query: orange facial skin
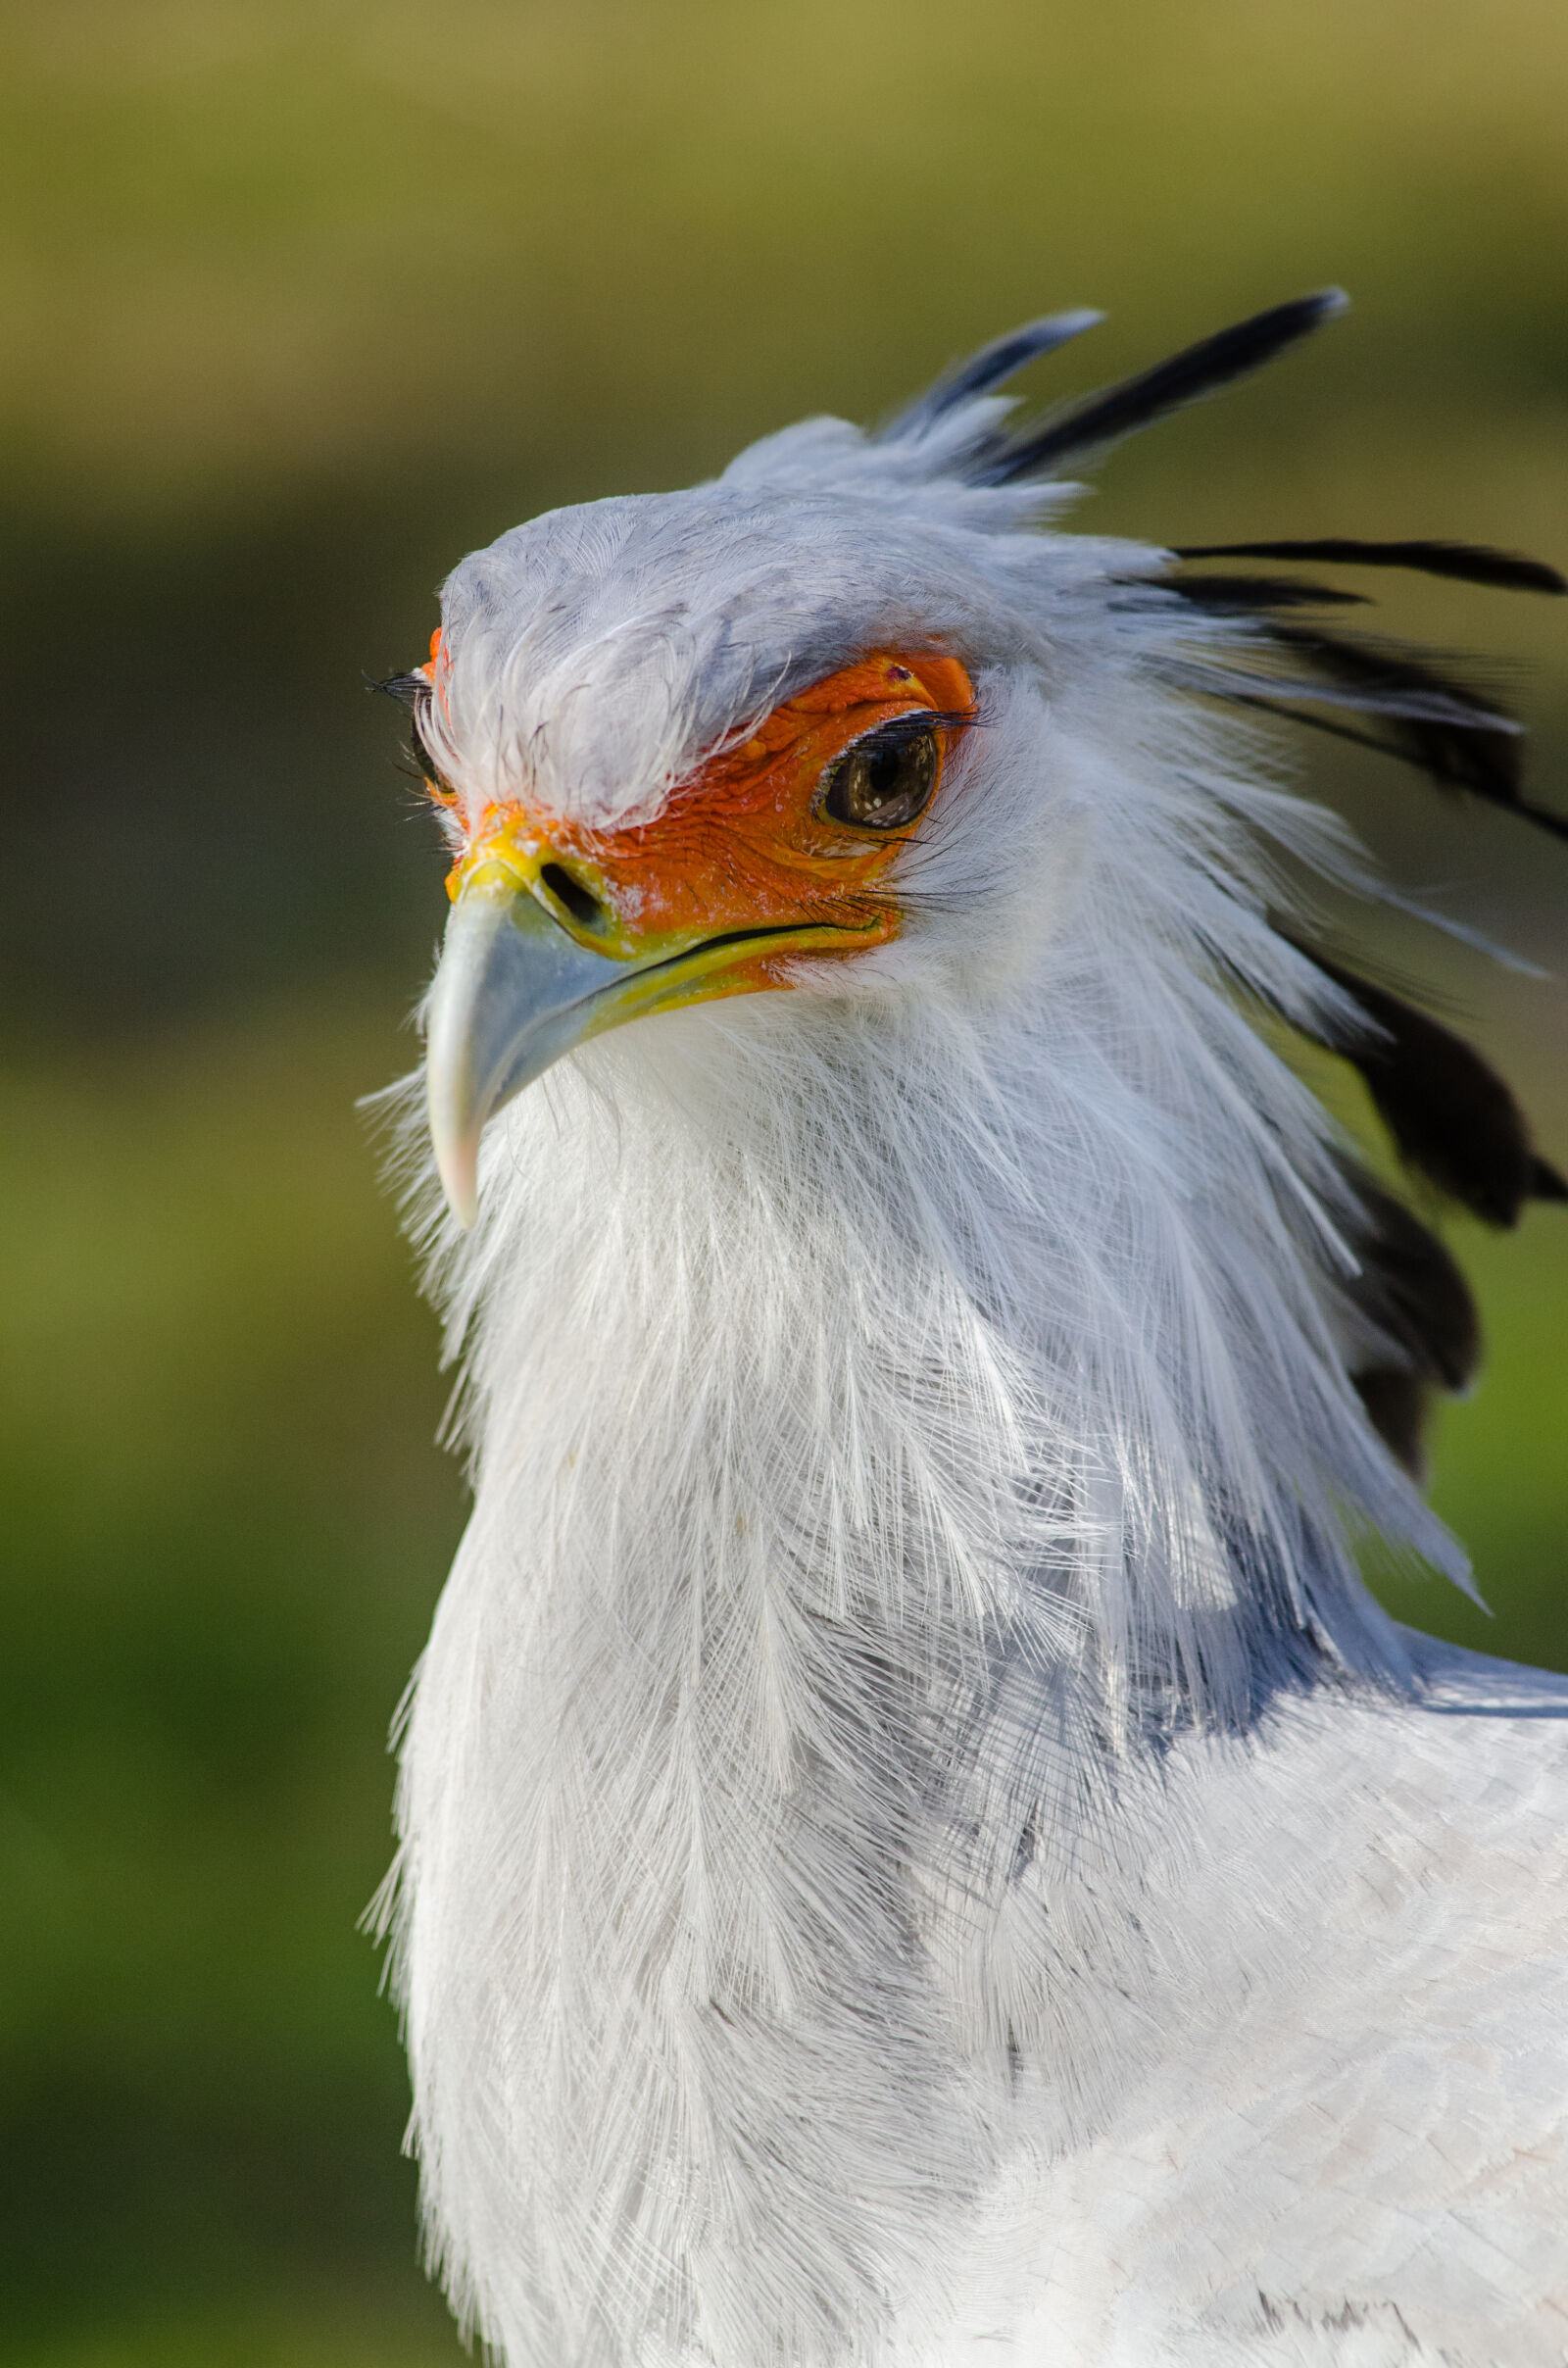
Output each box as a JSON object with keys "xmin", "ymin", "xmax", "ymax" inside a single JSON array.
[{"xmin": 434, "ymin": 651, "xmax": 976, "ymax": 1008}]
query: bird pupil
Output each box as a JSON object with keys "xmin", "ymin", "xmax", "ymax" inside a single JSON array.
[
  {"xmin": 865, "ymin": 744, "xmax": 903, "ymax": 802},
  {"xmin": 824, "ymin": 722, "xmax": 940, "ymax": 830}
]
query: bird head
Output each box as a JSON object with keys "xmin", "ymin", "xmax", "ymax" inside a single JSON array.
[
  {"xmin": 401, "ymin": 304, "xmax": 1196, "ymax": 1223},
  {"xmin": 418, "ymin": 608, "xmax": 983, "ymax": 1225},
  {"xmin": 394, "ymin": 293, "xmax": 1565, "ymax": 1248}
]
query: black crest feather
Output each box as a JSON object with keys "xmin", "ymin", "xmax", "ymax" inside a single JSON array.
[
  {"xmin": 887, "ymin": 310, "xmax": 1102, "ymax": 438},
  {"xmin": 1257, "ymin": 623, "xmax": 1529, "ymax": 802},
  {"xmin": 1343, "ymin": 1172, "xmax": 1482, "ymax": 1477},
  {"xmin": 1173, "ymin": 558, "xmax": 1568, "ymax": 841},
  {"xmin": 1293, "ymin": 942, "xmax": 1565, "ymax": 1227},
  {"xmin": 971, "ymin": 291, "xmax": 1346, "ymax": 484},
  {"xmin": 1175, "ymin": 538, "xmax": 1567, "ymax": 597},
  {"xmin": 1165, "ymin": 573, "xmax": 1368, "ymax": 615},
  {"xmin": 1255, "ymin": 624, "xmax": 1568, "ymax": 841}
]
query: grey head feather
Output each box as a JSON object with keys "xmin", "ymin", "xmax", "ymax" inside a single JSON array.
[{"xmin": 435, "ymin": 482, "xmax": 1149, "ymax": 829}]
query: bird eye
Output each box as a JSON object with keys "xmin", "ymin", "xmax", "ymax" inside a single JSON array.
[{"xmin": 820, "ymin": 720, "xmax": 941, "ymax": 831}]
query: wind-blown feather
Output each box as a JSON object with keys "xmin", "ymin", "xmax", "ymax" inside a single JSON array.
[
  {"xmin": 1163, "ymin": 572, "xmax": 1369, "ymax": 614},
  {"xmin": 883, "ymin": 309, "xmax": 1103, "ymax": 439},
  {"xmin": 1287, "ymin": 939, "xmax": 1568, "ymax": 1226},
  {"xmin": 969, "ymin": 290, "xmax": 1347, "ymax": 481},
  {"xmin": 1176, "ymin": 536, "xmax": 1568, "ymax": 597},
  {"xmin": 379, "ymin": 298, "xmax": 1568, "ymax": 2368},
  {"xmin": 1340, "ymin": 1172, "xmax": 1481, "ymax": 1477}
]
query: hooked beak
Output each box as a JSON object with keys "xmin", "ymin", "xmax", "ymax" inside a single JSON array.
[
  {"xmin": 425, "ymin": 868, "xmax": 864, "ymax": 1225},
  {"xmin": 424, "ymin": 878, "xmax": 639, "ymax": 1226}
]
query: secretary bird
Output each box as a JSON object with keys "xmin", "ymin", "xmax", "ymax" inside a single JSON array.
[{"xmin": 373, "ymin": 293, "xmax": 1568, "ymax": 2367}]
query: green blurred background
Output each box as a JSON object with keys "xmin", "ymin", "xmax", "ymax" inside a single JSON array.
[{"xmin": 2, "ymin": 3, "xmax": 1566, "ymax": 2360}]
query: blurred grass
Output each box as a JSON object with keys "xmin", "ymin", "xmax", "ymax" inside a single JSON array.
[
  {"xmin": 1, "ymin": 1, "xmax": 1566, "ymax": 2359},
  {"xmin": 1411, "ymin": 1219, "xmax": 1568, "ymax": 1664},
  {"xmin": 0, "ymin": 1003, "xmax": 467, "ymax": 2362},
  {"xmin": 2, "ymin": 0, "xmax": 1568, "ymax": 523}
]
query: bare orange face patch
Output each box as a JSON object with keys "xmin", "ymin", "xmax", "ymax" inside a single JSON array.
[{"xmin": 437, "ymin": 651, "xmax": 976, "ymax": 1003}]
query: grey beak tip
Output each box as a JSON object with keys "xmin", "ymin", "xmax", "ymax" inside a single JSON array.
[{"xmin": 424, "ymin": 883, "xmax": 637, "ymax": 1223}]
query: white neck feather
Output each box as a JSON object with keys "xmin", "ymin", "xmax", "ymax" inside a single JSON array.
[{"xmin": 384, "ymin": 729, "xmax": 1456, "ymax": 2367}]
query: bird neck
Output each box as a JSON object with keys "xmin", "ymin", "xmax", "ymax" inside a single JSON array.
[
  {"xmin": 449, "ymin": 962, "xmax": 1434, "ymax": 1755},
  {"xmin": 394, "ymin": 968, "xmax": 1447, "ymax": 2365}
]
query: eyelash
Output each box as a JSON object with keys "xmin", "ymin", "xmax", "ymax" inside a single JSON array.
[
  {"xmin": 369, "ymin": 667, "xmax": 458, "ymax": 803},
  {"xmin": 411, "ymin": 702, "xmax": 457, "ymax": 804}
]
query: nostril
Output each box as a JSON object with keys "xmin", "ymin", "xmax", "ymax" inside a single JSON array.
[{"xmin": 540, "ymin": 862, "xmax": 607, "ymax": 931}]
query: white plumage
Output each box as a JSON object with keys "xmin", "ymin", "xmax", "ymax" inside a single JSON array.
[{"xmin": 373, "ymin": 296, "xmax": 1568, "ymax": 2365}]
